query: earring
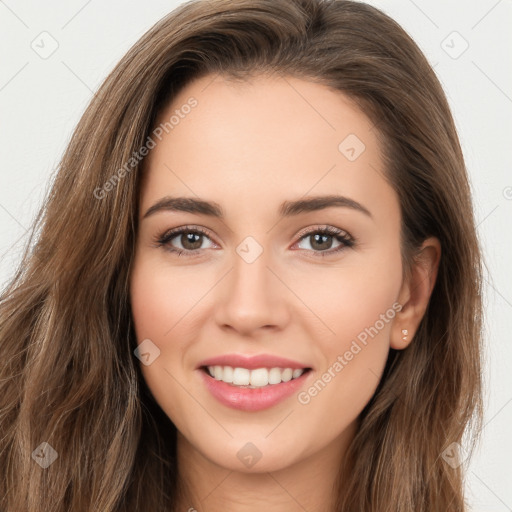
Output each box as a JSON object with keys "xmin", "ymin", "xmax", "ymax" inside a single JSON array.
[{"xmin": 401, "ymin": 329, "xmax": 408, "ymax": 341}]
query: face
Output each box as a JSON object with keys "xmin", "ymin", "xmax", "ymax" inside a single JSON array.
[{"xmin": 129, "ymin": 74, "xmax": 405, "ymax": 473}]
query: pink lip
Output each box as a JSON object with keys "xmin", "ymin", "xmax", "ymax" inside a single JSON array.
[
  {"xmin": 197, "ymin": 353, "xmax": 311, "ymax": 370},
  {"xmin": 199, "ymin": 368, "xmax": 312, "ymax": 412}
]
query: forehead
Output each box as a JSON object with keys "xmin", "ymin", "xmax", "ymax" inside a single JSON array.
[{"xmin": 140, "ymin": 74, "xmax": 397, "ymax": 225}]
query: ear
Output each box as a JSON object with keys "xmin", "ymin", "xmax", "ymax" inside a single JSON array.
[{"xmin": 391, "ymin": 237, "xmax": 441, "ymax": 350}]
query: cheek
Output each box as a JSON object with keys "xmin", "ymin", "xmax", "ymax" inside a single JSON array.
[
  {"xmin": 129, "ymin": 259, "xmax": 206, "ymax": 432},
  {"xmin": 289, "ymin": 244, "xmax": 402, "ymax": 415},
  {"xmin": 289, "ymin": 244, "xmax": 403, "ymax": 347},
  {"xmin": 130, "ymin": 257, "xmax": 210, "ymax": 343},
  {"xmin": 130, "ymin": 260, "xmax": 204, "ymax": 400},
  {"xmin": 293, "ymin": 259, "xmax": 401, "ymax": 444}
]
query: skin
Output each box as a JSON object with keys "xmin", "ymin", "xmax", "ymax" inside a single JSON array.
[{"xmin": 129, "ymin": 73, "xmax": 440, "ymax": 511}]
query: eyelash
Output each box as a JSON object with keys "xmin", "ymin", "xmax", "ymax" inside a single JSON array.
[{"xmin": 153, "ymin": 224, "xmax": 355, "ymax": 258}]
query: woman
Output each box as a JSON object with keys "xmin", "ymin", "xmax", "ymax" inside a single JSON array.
[{"xmin": 0, "ymin": 0, "xmax": 483, "ymax": 510}]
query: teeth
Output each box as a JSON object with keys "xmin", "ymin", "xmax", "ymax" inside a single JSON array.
[
  {"xmin": 233, "ymin": 367, "xmax": 250, "ymax": 385},
  {"xmin": 250, "ymin": 368, "xmax": 268, "ymax": 387},
  {"xmin": 268, "ymin": 367, "xmax": 282, "ymax": 385},
  {"xmin": 223, "ymin": 365, "xmax": 234, "ymax": 383},
  {"xmin": 281, "ymin": 368, "xmax": 293, "ymax": 382},
  {"xmin": 213, "ymin": 366, "xmax": 223, "ymax": 380},
  {"xmin": 206, "ymin": 365, "xmax": 306, "ymax": 387},
  {"xmin": 292, "ymin": 368, "xmax": 303, "ymax": 379}
]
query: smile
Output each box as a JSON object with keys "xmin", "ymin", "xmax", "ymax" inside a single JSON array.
[
  {"xmin": 204, "ymin": 365, "xmax": 308, "ymax": 388},
  {"xmin": 199, "ymin": 365, "xmax": 312, "ymax": 412}
]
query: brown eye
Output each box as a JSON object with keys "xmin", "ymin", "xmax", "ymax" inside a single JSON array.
[
  {"xmin": 178, "ymin": 232, "xmax": 204, "ymax": 251},
  {"xmin": 155, "ymin": 226, "xmax": 216, "ymax": 255},
  {"xmin": 295, "ymin": 227, "xmax": 354, "ymax": 256},
  {"xmin": 308, "ymin": 233, "xmax": 335, "ymax": 251}
]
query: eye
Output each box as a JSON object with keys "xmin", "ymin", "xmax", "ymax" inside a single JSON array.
[
  {"xmin": 154, "ymin": 225, "xmax": 217, "ymax": 256},
  {"xmin": 153, "ymin": 224, "xmax": 355, "ymax": 258},
  {"xmin": 293, "ymin": 225, "xmax": 354, "ymax": 257}
]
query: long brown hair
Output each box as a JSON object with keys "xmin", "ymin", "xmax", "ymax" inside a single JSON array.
[{"xmin": 0, "ymin": 0, "xmax": 484, "ymax": 510}]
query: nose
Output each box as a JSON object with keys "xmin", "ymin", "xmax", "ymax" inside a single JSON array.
[{"xmin": 213, "ymin": 245, "xmax": 291, "ymax": 336}]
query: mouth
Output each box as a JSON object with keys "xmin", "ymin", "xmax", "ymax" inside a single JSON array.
[
  {"xmin": 196, "ymin": 353, "xmax": 314, "ymax": 411},
  {"xmin": 201, "ymin": 365, "xmax": 312, "ymax": 388},
  {"xmin": 198, "ymin": 364, "xmax": 313, "ymax": 412}
]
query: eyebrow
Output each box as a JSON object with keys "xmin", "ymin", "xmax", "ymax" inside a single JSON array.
[{"xmin": 142, "ymin": 194, "xmax": 372, "ymax": 220}]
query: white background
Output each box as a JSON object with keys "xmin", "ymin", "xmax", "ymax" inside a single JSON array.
[{"xmin": 0, "ymin": 1, "xmax": 511, "ymax": 510}]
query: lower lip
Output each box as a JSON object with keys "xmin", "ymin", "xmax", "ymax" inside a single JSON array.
[{"xmin": 199, "ymin": 368, "xmax": 311, "ymax": 412}]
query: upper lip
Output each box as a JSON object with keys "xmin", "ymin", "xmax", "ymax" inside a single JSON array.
[{"xmin": 197, "ymin": 354, "xmax": 312, "ymax": 370}]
